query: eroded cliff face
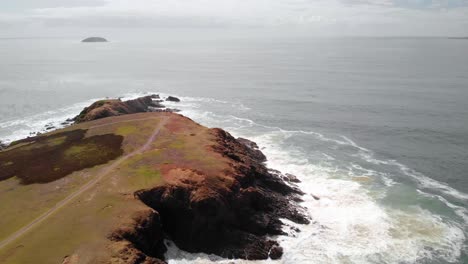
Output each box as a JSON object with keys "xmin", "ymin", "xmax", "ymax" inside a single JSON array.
[{"xmin": 113, "ymin": 128, "xmax": 309, "ymax": 262}]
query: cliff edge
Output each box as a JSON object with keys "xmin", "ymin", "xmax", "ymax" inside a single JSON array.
[{"xmin": 0, "ymin": 98, "xmax": 308, "ymax": 264}]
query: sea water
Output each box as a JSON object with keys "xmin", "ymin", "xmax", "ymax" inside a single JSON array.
[{"xmin": 0, "ymin": 31, "xmax": 467, "ymax": 263}]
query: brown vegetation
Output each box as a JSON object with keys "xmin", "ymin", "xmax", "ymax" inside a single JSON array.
[{"xmin": 0, "ymin": 129, "xmax": 123, "ymax": 184}]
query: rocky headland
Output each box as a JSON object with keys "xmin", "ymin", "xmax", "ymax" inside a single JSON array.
[
  {"xmin": 73, "ymin": 95, "xmax": 180, "ymax": 123},
  {"xmin": 0, "ymin": 96, "xmax": 308, "ymax": 264}
]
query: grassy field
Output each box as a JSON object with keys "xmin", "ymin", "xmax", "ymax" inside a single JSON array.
[{"xmin": 0, "ymin": 112, "xmax": 233, "ymax": 263}]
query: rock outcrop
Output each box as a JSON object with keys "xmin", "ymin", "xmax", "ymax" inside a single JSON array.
[
  {"xmin": 165, "ymin": 96, "xmax": 180, "ymax": 102},
  {"xmin": 0, "ymin": 140, "xmax": 7, "ymax": 151},
  {"xmin": 73, "ymin": 96, "xmax": 157, "ymax": 123},
  {"xmin": 73, "ymin": 96, "xmax": 182, "ymax": 123}
]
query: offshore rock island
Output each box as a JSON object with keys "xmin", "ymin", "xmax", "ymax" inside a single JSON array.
[
  {"xmin": 81, "ymin": 37, "xmax": 108, "ymax": 43},
  {"xmin": 0, "ymin": 96, "xmax": 308, "ymax": 263}
]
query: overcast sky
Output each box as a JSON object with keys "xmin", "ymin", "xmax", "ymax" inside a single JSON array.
[{"xmin": 1, "ymin": 0, "xmax": 467, "ymax": 36}]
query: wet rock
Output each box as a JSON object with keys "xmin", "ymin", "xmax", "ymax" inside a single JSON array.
[
  {"xmin": 151, "ymin": 108, "xmax": 180, "ymax": 113},
  {"xmin": 237, "ymin": 137, "xmax": 267, "ymax": 163},
  {"xmin": 45, "ymin": 123, "xmax": 56, "ymax": 130},
  {"xmin": 284, "ymin": 173, "xmax": 301, "ymax": 183},
  {"xmin": 150, "ymin": 101, "xmax": 165, "ymax": 108},
  {"xmin": 165, "ymin": 96, "xmax": 180, "ymax": 102},
  {"xmin": 269, "ymin": 245, "xmax": 284, "ymax": 260},
  {"xmin": 150, "ymin": 94, "xmax": 160, "ymax": 99}
]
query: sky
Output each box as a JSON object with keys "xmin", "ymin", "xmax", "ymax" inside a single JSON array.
[{"xmin": 0, "ymin": 0, "xmax": 467, "ymax": 36}]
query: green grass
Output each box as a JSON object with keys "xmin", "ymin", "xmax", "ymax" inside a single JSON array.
[
  {"xmin": 64, "ymin": 144, "xmax": 100, "ymax": 160},
  {"xmin": 116, "ymin": 125, "xmax": 138, "ymax": 136},
  {"xmin": 130, "ymin": 166, "xmax": 162, "ymax": 189},
  {"xmin": 45, "ymin": 136, "xmax": 66, "ymax": 147}
]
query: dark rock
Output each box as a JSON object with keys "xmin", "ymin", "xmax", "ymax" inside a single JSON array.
[
  {"xmin": 0, "ymin": 140, "xmax": 7, "ymax": 151},
  {"xmin": 82, "ymin": 37, "xmax": 108, "ymax": 43},
  {"xmin": 237, "ymin": 137, "xmax": 267, "ymax": 163},
  {"xmin": 151, "ymin": 108, "xmax": 180, "ymax": 113},
  {"xmin": 109, "ymin": 210, "xmax": 167, "ymax": 263},
  {"xmin": 284, "ymin": 173, "xmax": 301, "ymax": 183},
  {"xmin": 165, "ymin": 96, "xmax": 180, "ymax": 102},
  {"xmin": 74, "ymin": 96, "xmax": 156, "ymax": 123},
  {"xmin": 150, "ymin": 94, "xmax": 160, "ymax": 99},
  {"xmin": 269, "ymin": 245, "xmax": 283, "ymax": 260},
  {"xmin": 150, "ymin": 101, "xmax": 165, "ymax": 108}
]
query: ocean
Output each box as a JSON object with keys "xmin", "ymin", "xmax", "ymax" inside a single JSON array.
[{"xmin": 1, "ymin": 30, "xmax": 467, "ymax": 263}]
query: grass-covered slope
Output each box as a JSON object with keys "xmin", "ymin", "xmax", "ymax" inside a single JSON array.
[
  {"xmin": 0, "ymin": 113, "xmax": 170, "ymax": 263},
  {"xmin": 0, "ymin": 111, "xmax": 307, "ymax": 264}
]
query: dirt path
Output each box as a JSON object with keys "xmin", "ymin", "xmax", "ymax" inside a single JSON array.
[{"xmin": 0, "ymin": 116, "xmax": 168, "ymax": 250}]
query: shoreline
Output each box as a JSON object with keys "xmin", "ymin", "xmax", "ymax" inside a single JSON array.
[{"xmin": 0, "ymin": 96, "xmax": 309, "ymax": 263}]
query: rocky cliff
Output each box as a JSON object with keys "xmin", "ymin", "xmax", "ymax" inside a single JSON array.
[{"xmin": 127, "ymin": 129, "xmax": 308, "ymax": 262}]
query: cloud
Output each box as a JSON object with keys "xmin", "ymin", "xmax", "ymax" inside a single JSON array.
[{"xmin": 1, "ymin": 0, "xmax": 467, "ymax": 36}]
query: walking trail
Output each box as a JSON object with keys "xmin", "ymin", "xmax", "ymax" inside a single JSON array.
[{"xmin": 0, "ymin": 116, "xmax": 168, "ymax": 250}]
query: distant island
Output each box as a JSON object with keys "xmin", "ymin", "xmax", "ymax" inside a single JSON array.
[
  {"xmin": 81, "ymin": 37, "xmax": 108, "ymax": 43},
  {"xmin": 448, "ymin": 37, "xmax": 468, "ymax": 39}
]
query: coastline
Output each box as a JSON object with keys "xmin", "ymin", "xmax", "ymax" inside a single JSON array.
[
  {"xmin": 0, "ymin": 96, "xmax": 309, "ymax": 263},
  {"xmin": 0, "ymin": 92, "xmax": 467, "ymax": 263}
]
